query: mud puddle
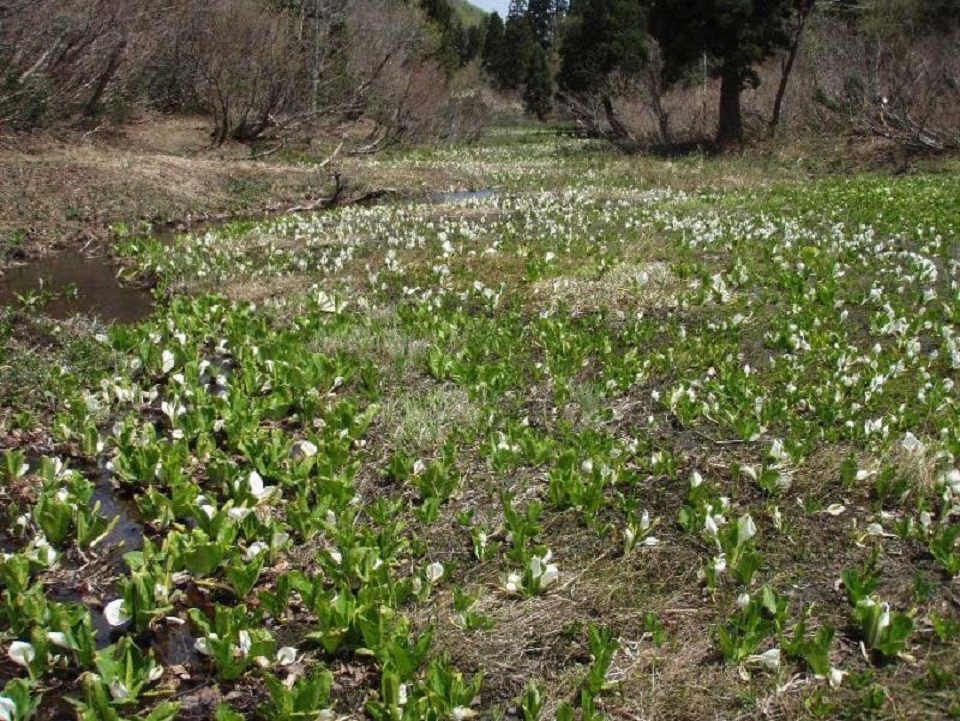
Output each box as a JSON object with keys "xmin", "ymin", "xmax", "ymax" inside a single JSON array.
[
  {"xmin": 0, "ymin": 249, "xmax": 154, "ymax": 323},
  {"xmin": 92, "ymin": 470, "xmax": 145, "ymax": 557}
]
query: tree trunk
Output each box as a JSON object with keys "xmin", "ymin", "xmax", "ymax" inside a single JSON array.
[
  {"xmin": 652, "ymin": 92, "xmax": 670, "ymax": 146},
  {"xmin": 769, "ymin": 1, "xmax": 814, "ymax": 139},
  {"xmin": 83, "ymin": 39, "xmax": 126, "ymax": 117},
  {"xmin": 602, "ymin": 94, "xmax": 638, "ymax": 152},
  {"xmin": 717, "ymin": 67, "xmax": 743, "ymax": 148}
]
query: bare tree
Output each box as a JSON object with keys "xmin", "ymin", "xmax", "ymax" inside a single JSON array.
[
  {"xmin": 0, "ymin": 0, "xmax": 489, "ymax": 148},
  {"xmin": 177, "ymin": 0, "xmax": 305, "ymax": 144},
  {"xmin": 810, "ymin": 19, "xmax": 960, "ymax": 151},
  {"xmin": 769, "ymin": 0, "xmax": 815, "ymax": 138},
  {"xmin": 1, "ymin": 0, "xmax": 133, "ymax": 124}
]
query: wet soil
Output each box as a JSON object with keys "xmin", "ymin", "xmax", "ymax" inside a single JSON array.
[{"xmin": 0, "ymin": 250, "xmax": 154, "ymax": 323}]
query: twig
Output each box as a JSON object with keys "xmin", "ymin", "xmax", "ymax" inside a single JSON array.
[{"xmin": 248, "ymin": 142, "xmax": 285, "ymax": 161}]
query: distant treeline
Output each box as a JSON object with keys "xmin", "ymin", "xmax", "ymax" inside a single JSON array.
[
  {"xmin": 1, "ymin": 0, "xmax": 957, "ymax": 152},
  {"xmin": 475, "ymin": 0, "xmax": 960, "ymax": 150}
]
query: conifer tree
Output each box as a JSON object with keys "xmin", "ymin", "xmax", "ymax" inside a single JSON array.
[
  {"xmin": 523, "ymin": 44, "xmax": 554, "ymax": 119},
  {"xmin": 649, "ymin": 0, "xmax": 795, "ymax": 146},
  {"xmin": 557, "ymin": 0, "xmax": 647, "ymax": 94},
  {"xmin": 481, "ymin": 11, "xmax": 506, "ymax": 74},
  {"xmin": 499, "ymin": 2, "xmax": 536, "ymax": 89},
  {"xmin": 528, "ymin": 0, "xmax": 556, "ymax": 47}
]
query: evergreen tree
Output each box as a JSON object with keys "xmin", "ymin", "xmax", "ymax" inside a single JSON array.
[
  {"xmin": 414, "ymin": 0, "xmax": 462, "ymax": 73},
  {"xmin": 649, "ymin": 0, "xmax": 795, "ymax": 146},
  {"xmin": 460, "ymin": 24, "xmax": 484, "ymax": 65},
  {"xmin": 499, "ymin": 4, "xmax": 536, "ymax": 89},
  {"xmin": 523, "ymin": 44, "xmax": 554, "ymax": 119},
  {"xmin": 418, "ymin": 0, "xmax": 453, "ymax": 27},
  {"xmin": 481, "ymin": 12, "xmax": 506, "ymax": 73},
  {"xmin": 557, "ymin": 0, "xmax": 647, "ymax": 94},
  {"xmin": 507, "ymin": 0, "xmax": 528, "ymax": 20},
  {"xmin": 528, "ymin": 0, "xmax": 556, "ymax": 47}
]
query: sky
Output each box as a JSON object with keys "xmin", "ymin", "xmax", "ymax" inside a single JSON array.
[{"xmin": 469, "ymin": 0, "xmax": 510, "ymax": 15}]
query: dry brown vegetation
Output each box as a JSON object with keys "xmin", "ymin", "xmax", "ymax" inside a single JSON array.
[
  {"xmin": 0, "ymin": 115, "xmax": 475, "ymax": 264},
  {"xmin": 570, "ymin": 11, "xmax": 960, "ymax": 154},
  {"xmin": 0, "ymin": 0, "xmax": 490, "ymax": 149}
]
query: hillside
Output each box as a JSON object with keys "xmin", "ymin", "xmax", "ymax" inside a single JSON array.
[{"xmin": 451, "ymin": 0, "xmax": 487, "ymax": 27}]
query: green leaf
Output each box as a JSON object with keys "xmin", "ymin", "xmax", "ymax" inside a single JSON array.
[
  {"xmin": 141, "ymin": 702, "xmax": 182, "ymax": 721},
  {"xmin": 214, "ymin": 703, "xmax": 246, "ymax": 721},
  {"xmin": 225, "ymin": 554, "xmax": 265, "ymax": 598}
]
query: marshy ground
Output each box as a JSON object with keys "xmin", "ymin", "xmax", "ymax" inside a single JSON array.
[{"xmin": 1, "ymin": 125, "xmax": 959, "ymax": 720}]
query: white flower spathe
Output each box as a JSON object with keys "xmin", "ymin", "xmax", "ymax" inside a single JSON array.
[
  {"xmin": 828, "ymin": 667, "xmax": 845, "ymax": 688},
  {"xmin": 738, "ymin": 514, "xmax": 757, "ymax": 545},
  {"xmin": 228, "ymin": 507, "xmax": 251, "ymax": 521},
  {"xmin": 276, "ymin": 646, "xmax": 297, "ymax": 666},
  {"xmin": 425, "ymin": 562, "xmax": 444, "ymax": 584},
  {"xmin": 0, "ymin": 696, "xmax": 16, "ymax": 721},
  {"xmin": 747, "ymin": 648, "xmax": 780, "ymax": 671},
  {"xmin": 530, "ymin": 554, "xmax": 559, "ymax": 589},
  {"xmin": 195, "ymin": 634, "xmax": 218, "ymax": 655},
  {"xmin": 109, "ymin": 679, "xmax": 130, "ymax": 701},
  {"xmin": 901, "ymin": 432, "xmax": 924, "ymax": 454},
  {"xmin": 104, "ymin": 599, "xmax": 130, "ymax": 627},
  {"xmin": 161, "ymin": 350, "xmax": 175, "ymax": 374},
  {"xmin": 7, "ymin": 641, "xmax": 35, "ymax": 667},
  {"xmin": 238, "ymin": 630, "xmax": 252, "ymax": 657},
  {"xmin": 291, "ymin": 440, "xmax": 318, "ymax": 460},
  {"xmin": 46, "ymin": 631, "xmax": 72, "ymax": 649},
  {"xmin": 245, "ymin": 542, "xmax": 268, "ymax": 561},
  {"xmin": 247, "ymin": 470, "xmax": 278, "ymax": 503}
]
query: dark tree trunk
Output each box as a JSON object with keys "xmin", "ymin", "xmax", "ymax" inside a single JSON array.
[
  {"xmin": 83, "ymin": 39, "xmax": 126, "ymax": 117},
  {"xmin": 717, "ymin": 67, "xmax": 743, "ymax": 148},
  {"xmin": 602, "ymin": 94, "xmax": 638, "ymax": 152},
  {"xmin": 769, "ymin": 0, "xmax": 814, "ymax": 138}
]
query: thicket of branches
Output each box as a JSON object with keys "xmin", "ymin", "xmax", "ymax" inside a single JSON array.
[{"xmin": 0, "ymin": 0, "xmax": 488, "ymax": 147}]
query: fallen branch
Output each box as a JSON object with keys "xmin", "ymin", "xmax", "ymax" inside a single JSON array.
[
  {"xmin": 868, "ymin": 104, "xmax": 958, "ymax": 152},
  {"xmin": 285, "ymin": 172, "xmax": 345, "ymax": 213},
  {"xmin": 248, "ymin": 142, "xmax": 285, "ymax": 161}
]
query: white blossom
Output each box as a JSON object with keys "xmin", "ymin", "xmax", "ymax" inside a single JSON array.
[
  {"xmin": 276, "ymin": 646, "xmax": 297, "ymax": 666},
  {"xmin": 7, "ymin": 641, "xmax": 35, "ymax": 667},
  {"xmin": 425, "ymin": 562, "xmax": 445, "ymax": 584},
  {"xmin": 104, "ymin": 599, "xmax": 130, "ymax": 627}
]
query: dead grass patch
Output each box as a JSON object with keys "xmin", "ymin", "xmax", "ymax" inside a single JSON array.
[
  {"xmin": 381, "ymin": 383, "xmax": 481, "ymax": 452},
  {"xmin": 530, "ymin": 261, "xmax": 681, "ymax": 316}
]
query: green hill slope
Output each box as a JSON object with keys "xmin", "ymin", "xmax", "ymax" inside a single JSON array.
[{"xmin": 451, "ymin": 0, "xmax": 487, "ymax": 27}]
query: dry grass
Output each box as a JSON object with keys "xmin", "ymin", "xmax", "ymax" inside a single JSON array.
[
  {"xmin": 0, "ymin": 115, "xmax": 475, "ymax": 265},
  {"xmin": 381, "ymin": 383, "xmax": 481, "ymax": 452},
  {"xmin": 530, "ymin": 261, "xmax": 680, "ymax": 317}
]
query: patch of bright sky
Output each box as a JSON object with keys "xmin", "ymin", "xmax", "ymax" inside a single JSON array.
[{"xmin": 469, "ymin": 0, "xmax": 509, "ymax": 15}]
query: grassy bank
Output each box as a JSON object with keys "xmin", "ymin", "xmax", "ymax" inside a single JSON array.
[
  {"xmin": 0, "ymin": 116, "xmax": 473, "ymax": 267},
  {"xmin": 1, "ymin": 126, "xmax": 959, "ymax": 720}
]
